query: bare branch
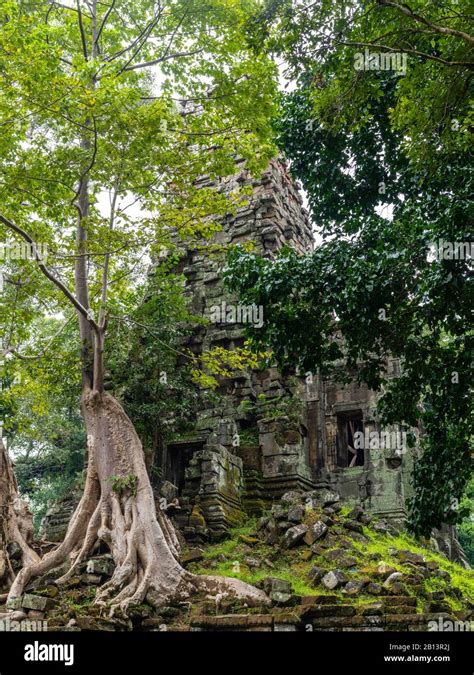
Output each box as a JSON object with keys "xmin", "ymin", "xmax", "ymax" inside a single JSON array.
[
  {"xmin": 95, "ymin": 0, "xmax": 116, "ymax": 47},
  {"xmin": 159, "ymin": 7, "xmax": 189, "ymax": 64},
  {"xmin": 77, "ymin": 0, "xmax": 89, "ymax": 60},
  {"xmin": 122, "ymin": 48, "xmax": 204, "ymax": 73},
  {"xmin": 106, "ymin": 6, "xmax": 163, "ymax": 66},
  {"xmin": 49, "ymin": 1, "xmax": 92, "ymax": 19},
  {"xmin": 0, "ymin": 213, "xmax": 99, "ymax": 331}
]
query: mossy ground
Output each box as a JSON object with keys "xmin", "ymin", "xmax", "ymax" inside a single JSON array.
[
  {"xmin": 187, "ymin": 508, "xmax": 474, "ymax": 615},
  {"xmin": 20, "ymin": 505, "xmax": 473, "ymax": 630}
]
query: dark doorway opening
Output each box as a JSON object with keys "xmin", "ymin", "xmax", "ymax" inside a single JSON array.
[
  {"xmin": 164, "ymin": 439, "xmax": 205, "ymax": 492},
  {"xmin": 336, "ymin": 413, "xmax": 364, "ymax": 468}
]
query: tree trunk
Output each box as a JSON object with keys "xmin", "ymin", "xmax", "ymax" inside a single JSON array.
[
  {"xmin": 6, "ymin": 391, "xmax": 269, "ymax": 615},
  {"xmin": 0, "ymin": 438, "xmax": 38, "ymax": 594}
]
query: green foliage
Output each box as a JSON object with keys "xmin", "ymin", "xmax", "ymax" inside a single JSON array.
[
  {"xmin": 0, "ymin": 0, "xmax": 279, "ymax": 516},
  {"xmin": 2, "ymin": 318, "xmax": 86, "ymax": 529},
  {"xmin": 110, "ymin": 474, "xmax": 139, "ymax": 498},
  {"xmin": 237, "ymin": 428, "xmax": 259, "ymax": 447},
  {"xmin": 15, "ymin": 445, "xmax": 85, "ymax": 532},
  {"xmin": 226, "ymin": 0, "xmax": 473, "ymax": 537},
  {"xmin": 458, "ymin": 478, "xmax": 474, "ymax": 567},
  {"xmin": 191, "ymin": 345, "xmax": 266, "ymax": 390}
]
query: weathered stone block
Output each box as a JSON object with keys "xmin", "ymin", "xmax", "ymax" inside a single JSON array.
[
  {"xmin": 262, "ymin": 577, "xmax": 292, "ymax": 595},
  {"xmin": 287, "ymin": 504, "xmax": 305, "ymax": 523},
  {"xmin": 181, "ymin": 548, "xmax": 204, "ymax": 565},
  {"xmin": 270, "ymin": 591, "xmax": 293, "ymax": 605},
  {"xmin": 344, "ymin": 580, "xmax": 365, "ymax": 596},
  {"xmin": 306, "ymin": 566, "xmax": 325, "ymax": 585},
  {"xmin": 322, "ymin": 570, "xmax": 347, "ymax": 590},
  {"xmin": 22, "ymin": 594, "xmax": 55, "ymax": 612},
  {"xmin": 86, "ymin": 557, "xmax": 115, "ymax": 577},
  {"xmin": 303, "ymin": 521, "xmax": 328, "ymax": 545},
  {"xmin": 282, "ymin": 524, "xmax": 308, "ymax": 549}
]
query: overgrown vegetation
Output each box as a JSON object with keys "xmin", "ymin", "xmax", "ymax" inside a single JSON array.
[
  {"xmin": 227, "ymin": 0, "xmax": 473, "ymax": 537},
  {"xmin": 187, "ymin": 510, "xmax": 474, "ymax": 611}
]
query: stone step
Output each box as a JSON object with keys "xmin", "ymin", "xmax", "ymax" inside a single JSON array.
[
  {"xmin": 382, "ymin": 596, "xmax": 417, "ymax": 607},
  {"xmin": 190, "ymin": 613, "xmax": 300, "ymax": 632},
  {"xmin": 300, "ymin": 605, "xmax": 356, "ymax": 619},
  {"xmin": 306, "ymin": 611, "xmax": 458, "ymax": 631},
  {"xmin": 300, "ymin": 595, "xmax": 341, "ymax": 605},
  {"xmin": 358, "ymin": 604, "xmax": 384, "ymax": 616},
  {"xmin": 424, "ymin": 601, "xmax": 453, "ymax": 613},
  {"xmin": 358, "ymin": 601, "xmax": 420, "ymax": 616},
  {"xmin": 384, "ymin": 605, "xmax": 420, "ymax": 615}
]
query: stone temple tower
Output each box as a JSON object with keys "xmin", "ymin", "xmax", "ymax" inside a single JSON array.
[{"xmin": 157, "ymin": 158, "xmax": 416, "ymax": 542}]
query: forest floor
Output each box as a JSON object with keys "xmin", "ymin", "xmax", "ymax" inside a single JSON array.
[{"xmin": 4, "ymin": 494, "xmax": 472, "ymax": 632}]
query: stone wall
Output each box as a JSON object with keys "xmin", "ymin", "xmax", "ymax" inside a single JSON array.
[
  {"xmin": 39, "ymin": 490, "xmax": 81, "ymax": 542},
  {"xmin": 153, "ymin": 158, "xmax": 417, "ymax": 540},
  {"xmin": 37, "ymin": 158, "xmax": 463, "ymax": 564}
]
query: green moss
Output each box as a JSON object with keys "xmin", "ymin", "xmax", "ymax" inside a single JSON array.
[
  {"xmin": 55, "ymin": 586, "xmax": 97, "ymax": 617},
  {"xmin": 303, "ymin": 507, "xmax": 323, "ymax": 527},
  {"xmin": 190, "ymin": 507, "xmax": 473, "ymax": 615},
  {"xmin": 201, "ymin": 538, "xmax": 240, "ymax": 560},
  {"xmin": 356, "ymin": 524, "xmax": 474, "ymax": 605}
]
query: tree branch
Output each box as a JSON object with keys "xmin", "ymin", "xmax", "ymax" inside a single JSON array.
[
  {"xmin": 340, "ymin": 40, "xmax": 474, "ymax": 68},
  {"xmin": 2, "ymin": 314, "xmax": 76, "ymax": 362},
  {"xmin": 122, "ymin": 48, "xmax": 204, "ymax": 73},
  {"xmin": 158, "ymin": 7, "xmax": 189, "ymax": 65},
  {"xmin": 95, "ymin": 0, "xmax": 116, "ymax": 47},
  {"xmin": 106, "ymin": 5, "xmax": 163, "ymax": 66},
  {"xmin": 77, "ymin": 0, "xmax": 89, "ymax": 60},
  {"xmin": 378, "ymin": 0, "xmax": 474, "ymax": 46},
  {"xmin": 49, "ymin": 1, "xmax": 92, "ymax": 19},
  {"xmin": 110, "ymin": 315, "xmax": 193, "ymax": 361},
  {"xmin": 0, "ymin": 213, "xmax": 99, "ymax": 331}
]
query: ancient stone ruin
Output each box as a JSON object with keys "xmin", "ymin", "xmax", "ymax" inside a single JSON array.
[
  {"xmin": 154, "ymin": 158, "xmax": 417, "ymax": 543},
  {"xmin": 32, "ymin": 160, "xmax": 471, "ymax": 634}
]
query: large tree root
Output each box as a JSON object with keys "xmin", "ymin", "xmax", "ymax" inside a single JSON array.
[
  {"xmin": 0, "ymin": 438, "xmax": 39, "ymax": 596},
  {"xmin": 6, "ymin": 391, "xmax": 269, "ymax": 616}
]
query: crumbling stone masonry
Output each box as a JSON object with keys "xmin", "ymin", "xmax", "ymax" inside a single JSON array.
[{"xmin": 156, "ymin": 158, "xmax": 417, "ymax": 541}]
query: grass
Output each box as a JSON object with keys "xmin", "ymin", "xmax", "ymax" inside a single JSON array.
[
  {"xmin": 187, "ymin": 508, "xmax": 474, "ymax": 613},
  {"xmin": 55, "ymin": 586, "xmax": 97, "ymax": 618}
]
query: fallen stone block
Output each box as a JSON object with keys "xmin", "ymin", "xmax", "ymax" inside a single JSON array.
[
  {"xmin": 282, "ymin": 524, "xmax": 308, "ymax": 549},
  {"xmin": 322, "ymin": 570, "xmax": 347, "ymax": 590},
  {"xmin": 86, "ymin": 557, "xmax": 115, "ymax": 577},
  {"xmin": 181, "ymin": 548, "xmax": 204, "ymax": 565},
  {"xmin": 303, "ymin": 521, "xmax": 328, "ymax": 545},
  {"xmin": 21, "ymin": 594, "xmax": 56, "ymax": 612}
]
